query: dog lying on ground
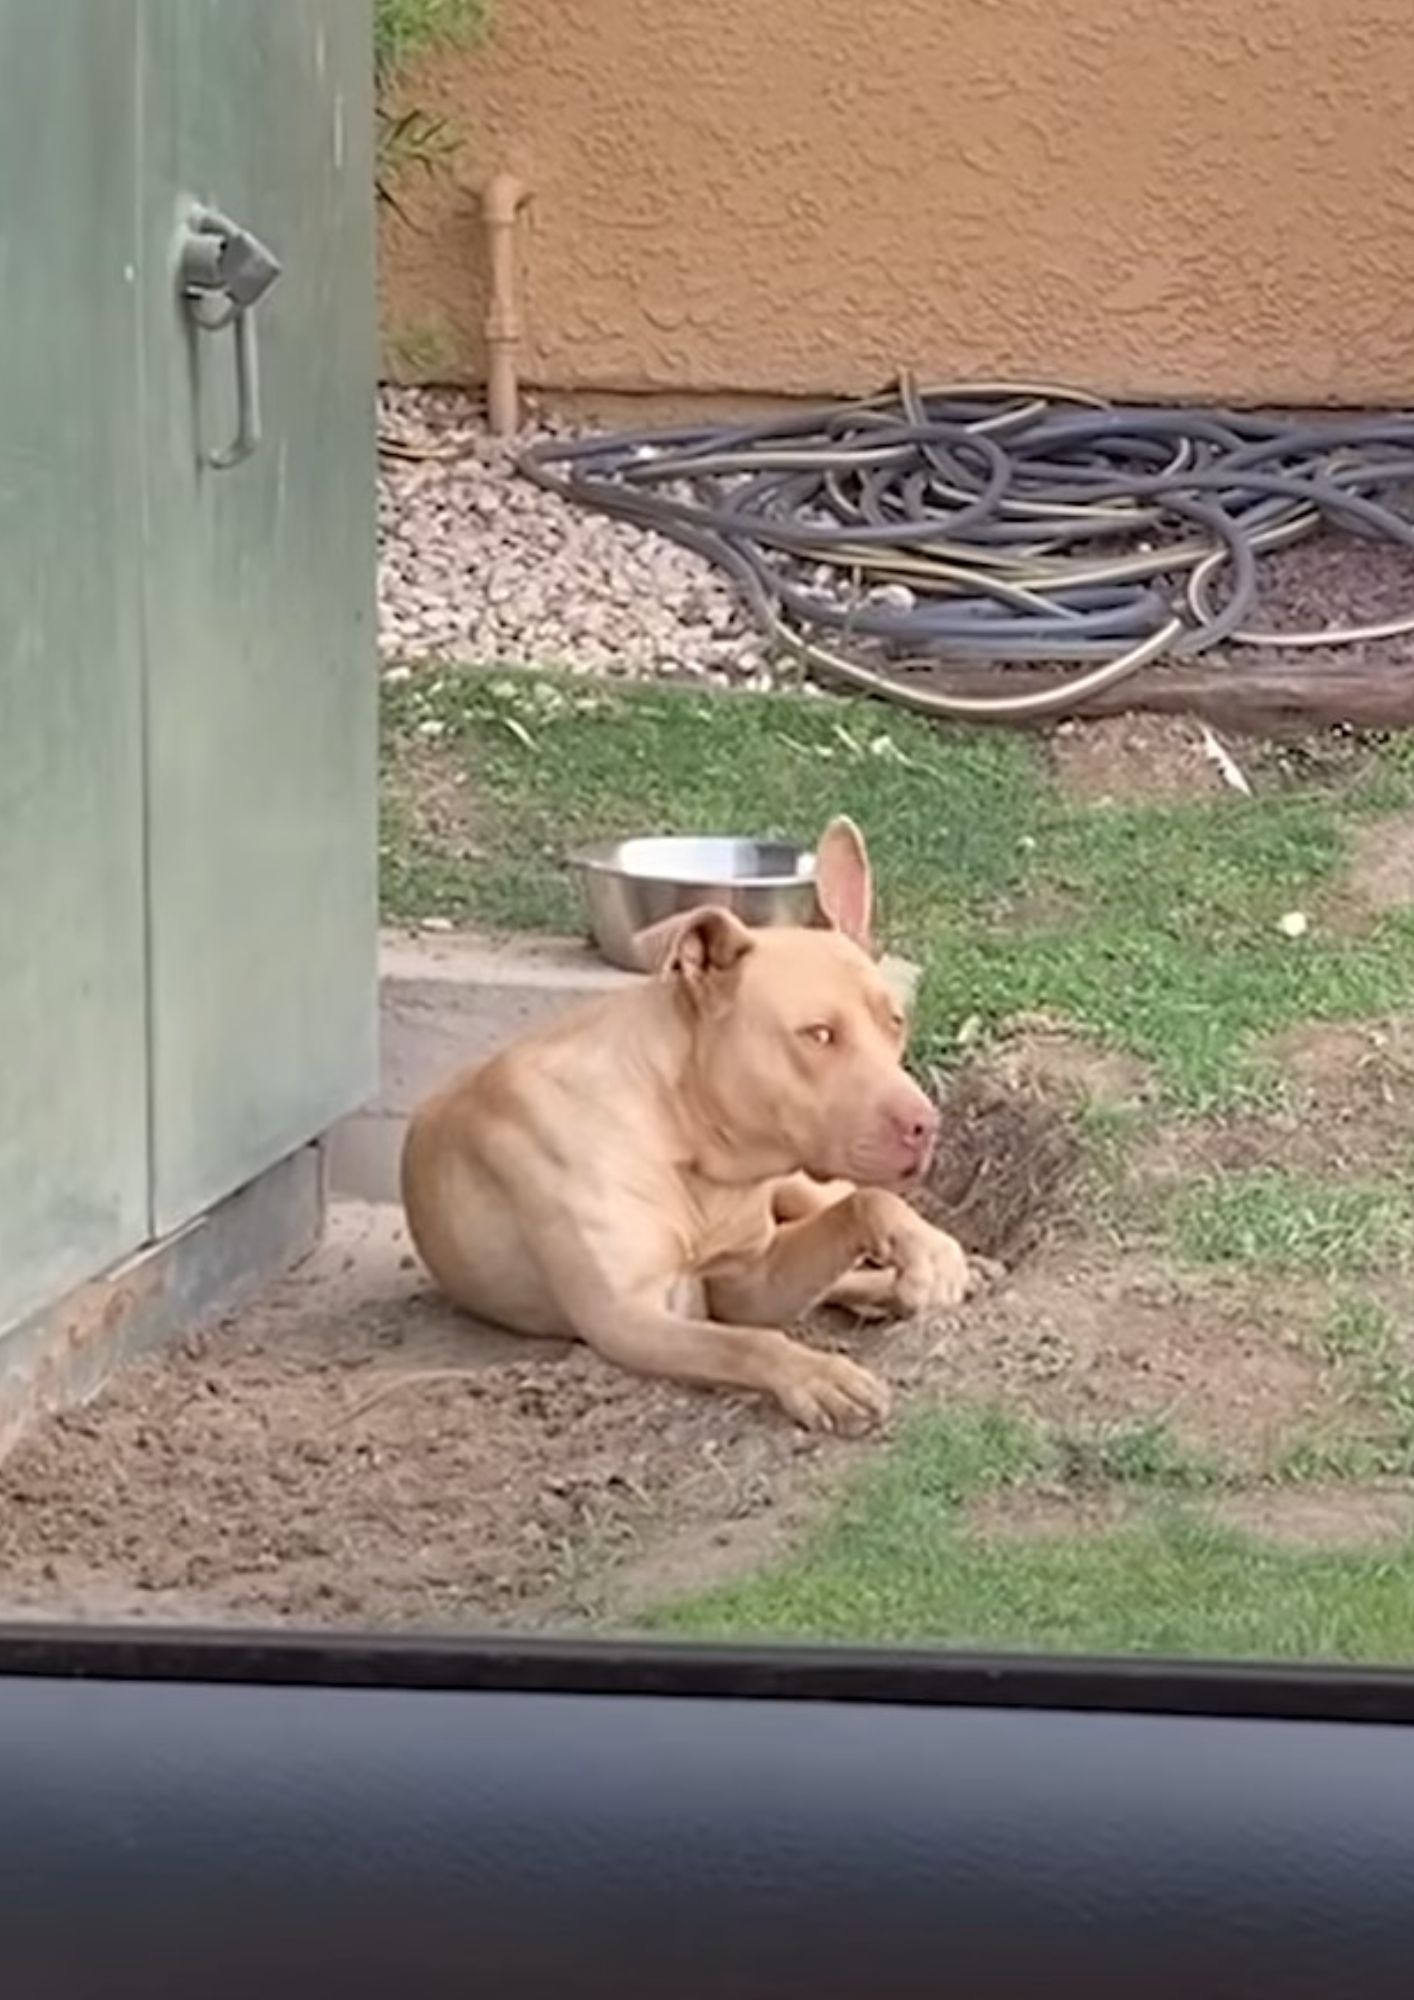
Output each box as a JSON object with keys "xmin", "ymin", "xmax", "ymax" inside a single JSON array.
[{"xmin": 401, "ymin": 818, "xmax": 978, "ymax": 1432}]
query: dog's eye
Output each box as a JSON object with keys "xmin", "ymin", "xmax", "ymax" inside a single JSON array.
[{"xmin": 801, "ymin": 1023, "xmax": 835, "ymax": 1047}]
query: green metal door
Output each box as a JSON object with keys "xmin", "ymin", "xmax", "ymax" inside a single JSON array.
[
  {"xmin": 138, "ymin": 0, "xmax": 377, "ymax": 1232},
  {"xmin": 0, "ymin": 2, "xmax": 151, "ymax": 1327},
  {"xmin": 2, "ymin": 0, "xmax": 376, "ymax": 1330}
]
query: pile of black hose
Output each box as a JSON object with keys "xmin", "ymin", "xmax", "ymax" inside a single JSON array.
[{"xmin": 518, "ymin": 375, "xmax": 1414, "ymax": 723}]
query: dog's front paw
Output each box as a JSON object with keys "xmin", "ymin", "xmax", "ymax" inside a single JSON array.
[
  {"xmin": 774, "ymin": 1350, "xmax": 892, "ymax": 1435},
  {"xmin": 855, "ymin": 1192, "xmax": 975, "ymax": 1318},
  {"xmin": 892, "ymin": 1223, "xmax": 974, "ymax": 1317}
]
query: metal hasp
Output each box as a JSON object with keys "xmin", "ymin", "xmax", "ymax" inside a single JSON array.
[{"xmin": 177, "ymin": 205, "xmax": 282, "ymax": 469}]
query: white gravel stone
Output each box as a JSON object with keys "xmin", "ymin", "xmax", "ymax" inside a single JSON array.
[{"xmin": 377, "ymin": 387, "xmax": 790, "ymax": 688}]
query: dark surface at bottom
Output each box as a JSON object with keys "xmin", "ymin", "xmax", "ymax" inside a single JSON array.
[{"xmin": 1, "ymin": 1659, "xmax": 1413, "ymax": 1998}]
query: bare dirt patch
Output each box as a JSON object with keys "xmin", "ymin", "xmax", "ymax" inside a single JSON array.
[
  {"xmin": 1144, "ymin": 1018, "xmax": 1414, "ymax": 1181},
  {"xmin": 0, "ymin": 1061, "xmax": 1374, "ymax": 1632},
  {"xmin": 921, "ymin": 1062, "xmax": 1083, "ymax": 1265},
  {"xmin": 1208, "ymin": 1487, "xmax": 1414, "ymax": 1551},
  {"xmin": 988, "ymin": 1024, "xmax": 1154, "ymax": 1111},
  {"xmin": 601, "ymin": 1489, "xmax": 828, "ymax": 1621},
  {"xmin": 0, "ymin": 1204, "xmax": 878, "ymax": 1632},
  {"xmin": 1345, "ymin": 814, "xmax": 1414, "ymax": 915},
  {"xmin": 1244, "ymin": 726, "xmax": 1376, "ymax": 794},
  {"xmin": 963, "ymin": 1489, "xmax": 1140, "ymax": 1542},
  {"xmin": 0, "ymin": 1060, "xmax": 1086, "ymax": 1633},
  {"xmin": 1, "ymin": 1238, "xmax": 1332, "ymax": 1630},
  {"xmin": 1048, "ymin": 714, "xmax": 1230, "ymax": 804},
  {"xmin": 965, "ymin": 1484, "xmax": 1414, "ymax": 1553},
  {"xmin": 929, "ymin": 1253, "xmax": 1328, "ymax": 1468}
]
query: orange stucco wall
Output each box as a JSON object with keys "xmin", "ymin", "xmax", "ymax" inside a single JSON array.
[{"xmin": 380, "ymin": 0, "xmax": 1414, "ymax": 405}]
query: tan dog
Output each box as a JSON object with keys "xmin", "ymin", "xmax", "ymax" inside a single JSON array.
[{"xmin": 401, "ymin": 819, "xmax": 976, "ymax": 1432}]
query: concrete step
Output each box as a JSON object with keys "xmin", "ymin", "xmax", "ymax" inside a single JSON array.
[{"xmin": 330, "ymin": 927, "xmax": 919, "ymax": 1204}]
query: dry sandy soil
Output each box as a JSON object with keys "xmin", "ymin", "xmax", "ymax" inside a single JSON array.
[{"xmin": 0, "ymin": 1024, "xmax": 1397, "ymax": 1635}]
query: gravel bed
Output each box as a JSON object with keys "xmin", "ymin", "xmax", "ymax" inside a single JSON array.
[
  {"xmin": 377, "ymin": 386, "xmax": 1414, "ymax": 721},
  {"xmin": 378, "ymin": 386, "xmax": 781, "ymax": 686}
]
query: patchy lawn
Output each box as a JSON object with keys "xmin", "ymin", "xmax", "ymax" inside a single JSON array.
[
  {"xmin": 647, "ymin": 1406, "xmax": 1414, "ymax": 1663},
  {"xmin": 7, "ymin": 674, "xmax": 1414, "ymax": 1657},
  {"xmin": 383, "ymin": 671, "xmax": 1414, "ymax": 1107},
  {"xmin": 379, "ymin": 668, "xmax": 1414, "ymax": 1660}
]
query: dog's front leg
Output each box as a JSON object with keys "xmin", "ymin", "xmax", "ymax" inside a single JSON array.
[
  {"xmin": 768, "ymin": 1175, "xmax": 905, "ymax": 1318},
  {"xmin": 522, "ymin": 1212, "xmax": 891, "ymax": 1434},
  {"xmin": 577, "ymin": 1294, "xmax": 891, "ymax": 1434},
  {"xmin": 711, "ymin": 1190, "xmax": 974, "ymax": 1327},
  {"xmin": 709, "ymin": 1199, "xmax": 884, "ymax": 1326}
]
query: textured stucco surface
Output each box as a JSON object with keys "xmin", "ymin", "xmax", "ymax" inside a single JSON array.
[{"xmin": 380, "ymin": 0, "xmax": 1414, "ymax": 404}]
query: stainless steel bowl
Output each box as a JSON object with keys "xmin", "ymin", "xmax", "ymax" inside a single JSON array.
[{"xmin": 567, "ymin": 834, "xmax": 819, "ymax": 970}]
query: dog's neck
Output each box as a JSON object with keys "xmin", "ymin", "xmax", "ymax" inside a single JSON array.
[
  {"xmin": 683, "ymin": 1097, "xmax": 795, "ymax": 1187},
  {"xmin": 631, "ymin": 985, "xmax": 799, "ymax": 1188}
]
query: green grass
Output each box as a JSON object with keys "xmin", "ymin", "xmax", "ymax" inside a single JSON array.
[
  {"xmin": 1170, "ymin": 1170, "xmax": 1414, "ymax": 1280},
  {"xmin": 373, "ymin": 0, "xmax": 490, "ymax": 214},
  {"xmin": 380, "ymin": 669, "xmax": 1414, "ymax": 1657},
  {"xmin": 382, "ymin": 669, "xmax": 1414, "ymax": 1107},
  {"xmin": 1259, "ymin": 1299, "xmax": 1414, "ymax": 1484},
  {"xmin": 647, "ymin": 1405, "xmax": 1414, "ymax": 1663},
  {"xmin": 1323, "ymin": 1294, "xmax": 1400, "ymax": 1363},
  {"xmin": 1053, "ymin": 1416, "xmax": 1223, "ymax": 1492},
  {"xmin": 375, "ymin": 0, "xmax": 488, "ymax": 78},
  {"xmin": 382, "ymin": 673, "xmax": 1041, "ymax": 934},
  {"xmin": 385, "ymin": 316, "xmax": 460, "ymax": 380},
  {"xmin": 1319, "ymin": 1295, "xmax": 1414, "ymax": 1450}
]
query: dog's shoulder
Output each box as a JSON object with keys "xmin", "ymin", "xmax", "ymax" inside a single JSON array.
[{"xmin": 683, "ymin": 1173, "xmax": 778, "ymax": 1274}]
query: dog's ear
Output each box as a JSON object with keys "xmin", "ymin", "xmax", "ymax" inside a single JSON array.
[
  {"xmin": 814, "ymin": 816, "xmax": 874, "ymax": 951},
  {"xmin": 634, "ymin": 905, "xmax": 756, "ymax": 989}
]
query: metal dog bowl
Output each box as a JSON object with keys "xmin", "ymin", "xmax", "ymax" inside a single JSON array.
[{"xmin": 568, "ymin": 835, "xmax": 819, "ymax": 970}]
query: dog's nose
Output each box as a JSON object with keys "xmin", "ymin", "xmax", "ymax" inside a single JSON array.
[{"xmin": 890, "ymin": 1096, "xmax": 939, "ymax": 1153}]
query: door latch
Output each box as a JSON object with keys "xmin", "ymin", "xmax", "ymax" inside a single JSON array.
[{"xmin": 177, "ymin": 206, "xmax": 283, "ymax": 470}]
